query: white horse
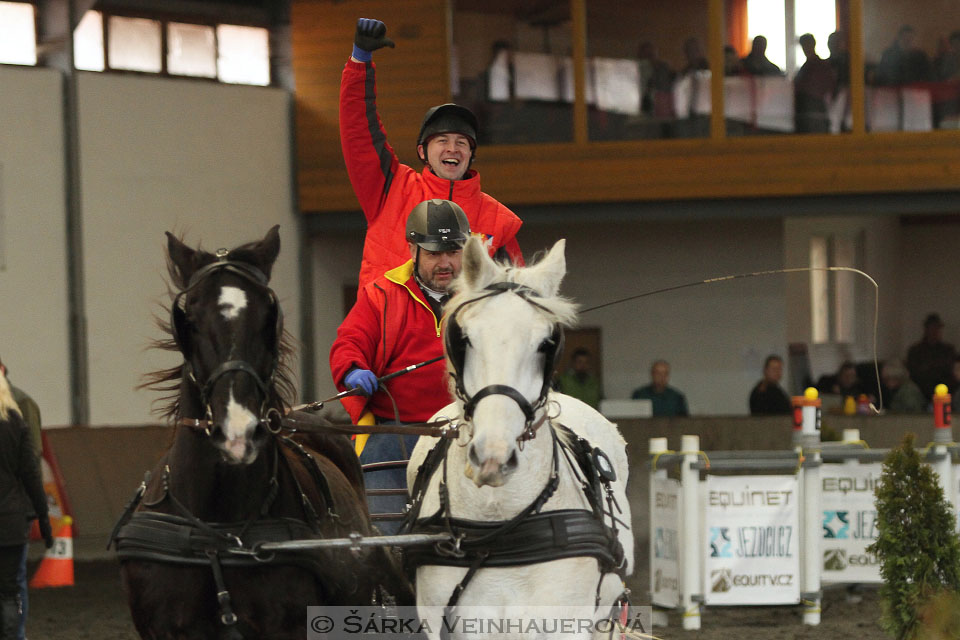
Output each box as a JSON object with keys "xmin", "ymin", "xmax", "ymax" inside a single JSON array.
[{"xmin": 405, "ymin": 238, "xmax": 633, "ymax": 640}]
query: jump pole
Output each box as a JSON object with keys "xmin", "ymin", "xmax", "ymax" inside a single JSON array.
[
  {"xmin": 680, "ymin": 434, "xmax": 701, "ymax": 630},
  {"xmin": 649, "ymin": 437, "xmax": 670, "ymax": 628},
  {"xmin": 932, "ymin": 384, "xmax": 956, "ymax": 518},
  {"xmin": 794, "ymin": 388, "xmax": 822, "ymax": 625}
]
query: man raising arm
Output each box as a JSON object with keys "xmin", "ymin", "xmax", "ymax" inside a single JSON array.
[{"xmin": 340, "ymin": 18, "xmax": 524, "ymax": 288}]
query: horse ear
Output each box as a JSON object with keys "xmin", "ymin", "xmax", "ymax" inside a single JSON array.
[
  {"xmin": 522, "ymin": 239, "xmax": 566, "ymax": 297},
  {"xmin": 166, "ymin": 231, "xmax": 197, "ymax": 287},
  {"xmin": 254, "ymin": 225, "xmax": 281, "ymax": 278},
  {"xmin": 461, "ymin": 236, "xmax": 498, "ymax": 290}
]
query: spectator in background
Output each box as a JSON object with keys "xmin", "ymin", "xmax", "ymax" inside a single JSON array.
[
  {"xmin": 828, "ymin": 30, "xmax": 850, "ymax": 90},
  {"xmin": 0, "ymin": 357, "xmax": 40, "ymax": 640},
  {"xmin": 907, "ymin": 313, "xmax": 956, "ymax": 401},
  {"xmin": 555, "ymin": 347, "xmax": 602, "ymax": 410},
  {"xmin": 681, "ymin": 37, "xmax": 709, "ymax": 76},
  {"xmin": 724, "ymin": 45, "xmax": 744, "ymax": 76},
  {"xmin": 950, "ymin": 355, "xmax": 960, "ymax": 417},
  {"xmin": 795, "ymin": 33, "xmax": 837, "ymax": 133},
  {"xmin": 741, "ymin": 35, "xmax": 783, "ymax": 76},
  {"xmin": 832, "ymin": 360, "xmax": 867, "ymax": 398},
  {"xmin": 637, "ymin": 41, "xmax": 676, "ymax": 116},
  {"xmin": 881, "ymin": 358, "xmax": 926, "ymax": 413},
  {"xmin": 875, "ymin": 25, "xmax": 932, "ymax": 85},
  {"xmin": 631, "ymin": 359, "xmax": 689, "ymax": 417},
  {"xmin": 749, "ymin": 354, "xmax": 792, "ymax": 415},
  {"xmin": 935, "ymin": 30, "xmax": 960, "ymax": 81}
]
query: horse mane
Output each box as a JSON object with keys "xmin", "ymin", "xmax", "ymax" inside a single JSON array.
[
  {"xmin": 139, "ymin": 237, "xmax": 297, "ymax": 423},
  {"xmin": 446, "ymin": 248, "xmax": 579, "ymax": 330}
]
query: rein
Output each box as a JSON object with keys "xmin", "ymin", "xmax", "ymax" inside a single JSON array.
[{"xmin": 177, "ymin": 410, "xmax": 461, "ymax": 440}]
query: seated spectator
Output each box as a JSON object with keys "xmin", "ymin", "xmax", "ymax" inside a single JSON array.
[
  {"xmin": 907, "ymin": 312, "xmax": 956, "ymax": 400},
  {"xmin": 555, "ymin": 347, "xmax": 602, "ymax": 409},
  {"xmin": 681, "ymin": 37, "xmax": 709, "ymax": 76},
  {"xmin": 881, "ymin": 358, "xmax": 926, "ymax": 413},
  {"xmin": 749, "ymin": 354, "xmax": 792, "ymax": 415},
  {"xmin": 741, "ymin": 35, "xmax": 783, "ymax": 76},
  {"xmin": 832, "ymin": 360, "xmax": 868, "ymax": 398},
  {"xmin": 875, "ymin": 25, "xmax": 932, "ymax": 85},
  {"xmin": 795, "ymin": 33, "xmax": 836, "ymax": 133},
  {"xmin": 724, "ymin": 45, "xmax": 744, "ymax": 76},
  {"xmin": 631, "ymin": 359, "xmax": 689, "ymax": 417}
]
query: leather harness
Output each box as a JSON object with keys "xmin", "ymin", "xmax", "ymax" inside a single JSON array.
[{"xmin": 401, "ymin": 420, "xmax": 628, "ymax": 617}]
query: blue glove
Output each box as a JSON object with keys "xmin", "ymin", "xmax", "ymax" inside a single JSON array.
[
  {"xmin": 345, "ymin": 368, "xmax": 379, "ymax": 395},
  {"xmin": 352, "ymin": 18, "xmax": 395, "ymax": 62}
]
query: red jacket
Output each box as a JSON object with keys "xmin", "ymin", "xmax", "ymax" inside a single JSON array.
[
  {"xmin": 329, "ymin": 261, "xmax": 452, "ymax": 423},
  {"xmin": 340, "ymin": 59, "xmax": 524, "ymax": 288}
]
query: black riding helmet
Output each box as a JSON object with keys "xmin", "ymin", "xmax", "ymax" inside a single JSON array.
[
  {"xmin": 406, "ymin": 199, "xmax": 471, "ymax": 252},
  {"xmin": 416, "ymin": 104, "xmax": 479, "ymax": 164}
]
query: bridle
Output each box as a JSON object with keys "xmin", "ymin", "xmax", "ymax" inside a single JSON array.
[
  {"xmin": 171, "ymin": 249, "xmax": 283, "ymax": 432},
  {"xmin": 444, "ymin": 281, "xmax": 564, "ymax": 442}
]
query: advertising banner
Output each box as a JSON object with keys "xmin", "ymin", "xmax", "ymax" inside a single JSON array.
[
  {"xmin": 650, "ymin": 477, "xmax": 680, "ymax": 608},
  {"xmin": 820, "ymin": 462, "xmax": 883, "ymax": 584},
  {"xmin": 703, "ymin": 475, "xmax": 800, "ymax": 605}
]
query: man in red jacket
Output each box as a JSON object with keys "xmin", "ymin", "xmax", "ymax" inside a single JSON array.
[
  {"xmin": 330, "ymin": 199, "xmax": 468, "ymax": 532},
  {"xmin": 341, "ymin": 18, "xmax": 524, "ymax": 289}
]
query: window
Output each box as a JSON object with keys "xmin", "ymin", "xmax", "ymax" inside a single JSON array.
[
  {"xmin": 793, "ymin": 0, "xmax": 836, "ymax": 63},
  {"xmin": 216, "ymin": 24, "xmax": 270, "ymax": 86},
  {"xmin": 810, "ymin": 233, "xmax": 860, "ymax": 344},
  {"xmin": 747, "ymin": 0, "xmax": 835, "ymax": 75},
  {"xmin": 108, "ymin": 16, "xmax": 163, "ymax": 73},
  {"xmin": 72, "ymin": 9, "xmax": 270, "ymax": 86},
  {"xmin": 747, "ymin": 1, "xmax": 787, "ymax": 71},
  {"xmin": 0, "ymin": 1, "xmax": 37, "ymax": 66},
  {"xmin": 168, "ymin": 22, "xmax": 216, "ymax": 78},
  {"xmin": 74, "ymin": 11, "xmax": 105, "ymax": 71}
]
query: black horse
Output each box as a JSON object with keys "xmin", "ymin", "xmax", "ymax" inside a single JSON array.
[{"xmin": 115, "ymin": 227, "xmax": 408, "ymax": 639}]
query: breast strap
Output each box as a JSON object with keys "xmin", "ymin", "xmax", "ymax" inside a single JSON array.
[
  {"xmin": 114, "ymin": 511, "xmax": 323, "ymax": 570},
  {"xmin": 405, "ymin": 509, "xmax": 625, "ymax": 574}
]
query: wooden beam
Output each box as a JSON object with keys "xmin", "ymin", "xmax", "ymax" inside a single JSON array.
[
  {"xmin": 570, "ymin": 0, "xmax": 587, "ymax": 145},
  {"xmin": 708, "ymin": 0, "xmax": 725, "ymax": 140},
  {"xmin": 848, "ymin": 0, "xmax": 866, "ymax": 135}
]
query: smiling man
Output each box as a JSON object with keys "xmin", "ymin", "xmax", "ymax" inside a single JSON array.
[
  {"xmin": 330, "ymin": 199, "xmax": 470, "ymax": 532},
  {"xmin": 340, "ymin": 18, "xmax": 524, "ymax": 288}
]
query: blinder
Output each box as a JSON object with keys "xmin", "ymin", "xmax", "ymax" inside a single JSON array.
[
  {"xmin": 444, "ymin": 281, "xmax": 564, "ymax": 438},
  {"xmin": 170, "ymin": 252, "xmax": 283, "ymax": 417}
]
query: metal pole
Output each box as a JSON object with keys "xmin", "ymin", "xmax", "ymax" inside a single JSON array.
[{"xmin": 680, "ymin": 434, "xmax": 701, "ymax": 630}]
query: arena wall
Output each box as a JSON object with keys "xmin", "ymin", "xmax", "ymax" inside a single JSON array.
[
  {"xmin": 0, "ymin": 66, "xmax": 71, "ymax": 425},
  {"xmin": 51, "ymin": 414, "xmax": 933, "ymax": 553}
]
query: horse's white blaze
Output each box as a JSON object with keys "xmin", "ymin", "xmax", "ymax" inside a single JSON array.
[
  {"xmin": 223, "ymin": 388, "xmax": 257, "ymax": 461},
  {"xmin": 218, "ymin": 286, "xmax": 247, "ymax": 320}
]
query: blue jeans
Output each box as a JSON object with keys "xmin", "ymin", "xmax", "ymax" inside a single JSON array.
[{"xmin": 358, "ymin": 432, "xmax": 419, "ymax": 536}]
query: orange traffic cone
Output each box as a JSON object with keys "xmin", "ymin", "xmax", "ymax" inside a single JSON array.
[{"xmin": 29, "ymin": 515, "xmax": 74, "ymax": 588}]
